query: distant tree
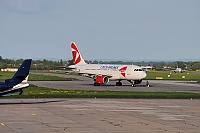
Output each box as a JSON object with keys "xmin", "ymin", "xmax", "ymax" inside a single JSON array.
[
  {"xmin": 175, "ymin": 61, "xmax": 185, "ymax": 69},
  {"xmin": 93, "ymin": 60, "xmax": 98, "ymax": 64},
  {"xmin": 67, "ymin": 60, "xmax": 74, "ymax": 66},
  {"xmin": 191, "ymin": 62, "xmax": 200, "ymax": 70},
  {"xmin": 60, "ymin": 59, "xmax": 64, "ymax": 65}
]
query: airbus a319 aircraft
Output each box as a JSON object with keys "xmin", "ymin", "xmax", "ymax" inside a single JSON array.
[
  {"xmin": 0, "ymin": 59, "xmax": 32, "ymax": 96},
  {"xmin": 69, "ymin": 42, "xmax": 147, "ymax": 87}
]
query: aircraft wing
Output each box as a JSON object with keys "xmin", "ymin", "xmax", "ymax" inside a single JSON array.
[
  {"xmin": 141, "ymin": 66, "xmax": 153, "ymax": 69},
  {"xmin": 79, "ymin": 73, "xmax": 113, "ymax": 79},
  {"xmin": 65, "ymin": 65, "xmax": 77, "ymax": 74}
]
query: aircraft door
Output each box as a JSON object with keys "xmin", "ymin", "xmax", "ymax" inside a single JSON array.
[{"xmin": 125, "ymin": 67, "xmax": 132, "ymax": 79}]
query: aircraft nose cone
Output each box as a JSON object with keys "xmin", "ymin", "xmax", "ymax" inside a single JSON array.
[{"xmin": 142, "ymin": 72, "xmax": 147, "ymax": 79}]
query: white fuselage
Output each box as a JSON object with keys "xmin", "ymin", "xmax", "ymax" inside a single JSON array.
[{"xmin": 70, "ymin": 64, "xmax": 147, "ymax": 80}]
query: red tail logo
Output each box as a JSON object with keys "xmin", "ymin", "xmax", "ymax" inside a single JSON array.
[
  {"xmin": 71, "ymin": 42, "xmax": 81, "ymax": 65},
  {"xmin": 119, "ymin": 66, "xmax": 127, "ymax": 77}
]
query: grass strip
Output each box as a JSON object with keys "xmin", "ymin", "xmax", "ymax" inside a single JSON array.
[
  {"xmin": 1, "ymin": 85, "xmax": 200, "ymax": 99},
  {"xmin": 0, "ymin": 72, "xmax": 74, "ymax": 81},
  {"xmin": 145, "ymin": 71, "xmax": 200, "ymax": 81},
  {"xmin": 29, "ymin": 74, "xmax": 74, "ymax": 81}
]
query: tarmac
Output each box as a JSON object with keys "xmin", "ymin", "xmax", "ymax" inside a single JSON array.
[
  {"xmin": 30, "ymin": 72, "xmax": 200, "ymax": 93},
  {"xmin": 1, "ymin": 73, "xmax": 200, "ymax": 133},
  {"xmin": 1, "ymin": 98, "xmax": 200, "ymax": 133}
]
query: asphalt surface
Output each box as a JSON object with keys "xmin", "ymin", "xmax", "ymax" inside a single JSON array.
[
  {"xmin": 1, "ymin": 73, "xmax": 200, "ymax": 132},
  {"xmin": 30, "ymin": 72, "xmax": 200, "ymax": 93},
  {"xmin": 1, "ymin": 98, "xmax": 200, "ymax": 133}
]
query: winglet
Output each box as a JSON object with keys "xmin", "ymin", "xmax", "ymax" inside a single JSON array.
[{"xmin": 71, "ymin": 42, "xmax": 86, "ymax": 65}]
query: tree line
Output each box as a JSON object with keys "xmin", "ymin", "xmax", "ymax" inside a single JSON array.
[{"xmin": 0, "ymin": 56, "xmax": 200, "ymax": 71}]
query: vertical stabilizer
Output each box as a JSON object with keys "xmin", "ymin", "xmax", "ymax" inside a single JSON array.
[
  {"xmin": 71, "ymin": 42, "xmax": 86, "ymax": 65},
  {"xmin": 5, "ymin": 59, "xmax": 32, "ymax": 86},
  {"xmin": 13, "ymin": 59, "xmax": 32, "ymax": 80}
]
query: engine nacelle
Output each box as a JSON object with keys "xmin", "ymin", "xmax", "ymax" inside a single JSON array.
[
  {"xmin": 134, "ymin": 80, "xmax": 142, "ymax": 84},
  {"xmin": 95, "ymin": 76, "xmax": 109, "ymax": 84}
]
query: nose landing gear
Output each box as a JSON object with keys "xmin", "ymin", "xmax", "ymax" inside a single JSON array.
[{"xmin": 128, "ymin": 80, "xmax": 136, "ymax": 87}]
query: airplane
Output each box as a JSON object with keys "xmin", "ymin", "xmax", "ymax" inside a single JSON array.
[
  {"xmin": 174, "ymin": 64, "xmax": 185, "ymax": 73},
  {"xmin": 0, "ymin": 59, "xmax": 32, "ymax": 96},
  {"xmin": 68, "ymin": 42, "xmax": 147, "ymax": 87}
]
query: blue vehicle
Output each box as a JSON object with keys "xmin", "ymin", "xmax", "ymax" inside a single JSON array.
[{"xmin": 0, "ymin": 59, "xmax": 32, "ymax": 96}]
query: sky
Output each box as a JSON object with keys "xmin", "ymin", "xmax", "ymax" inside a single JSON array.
[{"xmin": 0, "ymin": 0, "xmax": 200, "ymax": 61}]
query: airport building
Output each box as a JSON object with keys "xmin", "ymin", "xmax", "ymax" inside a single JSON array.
[{"xmin": 1, "ymin": 68, "xmax": 18, "ymax": 72}]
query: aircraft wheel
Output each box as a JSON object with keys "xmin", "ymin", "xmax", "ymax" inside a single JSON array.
[
  {"xmin": 116, "ymin": 82, "xmax": 119, "ymax": 86},
  {"xmin": 116, "ymin": 82, "xmax": 122, "ymax": 86},
  {"xmin": 94, "ymin": 82, "xmax": 100, "ymax": 86},
  {"xmin": 19, "ymin": 90, "xmax": 23, "ymax": 95},
  {"xmin": 131, "ymin": 84, "xmax": 136, "ymax": 87}
]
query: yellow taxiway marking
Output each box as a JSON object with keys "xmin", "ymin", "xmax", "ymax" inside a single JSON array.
[
  {"xmin": 32, "ymin": 114, "xmax": 36, "ymax": 116},
  {"xmin": 1, "ymin": 123, "xmax": 5, "ymax": 126}
]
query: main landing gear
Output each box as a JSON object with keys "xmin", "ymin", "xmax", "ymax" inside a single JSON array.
[
  {"xmin": 19, "ymin": 89, "xmax": 23, "ymax": 95},
  {"xmin": 94, "ymin": 82, "xmax": 100, "ymax": 86},
  {"xmin": 94, "ymin": 80, "xmax": 137, "ymax": 87},
  {"xmin": 94, "ymin": 81, "xmax": 123, "ymax": 86},
  {"xmin": 116, "ymin": 81, "xmax": 122, "ymax": 86}
]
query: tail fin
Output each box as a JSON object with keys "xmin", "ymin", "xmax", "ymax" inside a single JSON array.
[
  {"xmin": 5, "ymin": 59, "xmax": 32, "ymax": 86},
  {"xmin": 71, "ymin": 42, "xmax": 86, "ymax": 65}
]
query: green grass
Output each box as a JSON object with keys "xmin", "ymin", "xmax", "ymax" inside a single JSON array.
[
  {"xmin": 2, "ymin": 85, "xmax": 200, "ymax": 99},
  {"xmin": 0, "ymin": 72, "xmax": 74, "ymax": 81},
  {"xmin": 0, "ymin": 72, "xmax": 13, "ymax": 81},
  {"xmin": 146, "ymin": 71, "xmax": 200, "ymax": 81},
  {"xmin": 29, "ymin": 74, "xmax": 74, "ymax": 81},
  {"xmin": 31, "ymin": 70, "xmax": 66, "ymax": 74}
]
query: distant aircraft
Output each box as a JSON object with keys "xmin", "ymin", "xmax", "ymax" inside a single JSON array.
[
  {"xmin": 0, "ymin": 59, "xmax": 32, "ymax": 96},
  {"xmin": 140, "ymin": 66, "xmax": 153, "ymax": 72},
  {"xmin": 174, "ymin": 64, "xmax": 185, "ymax": 73},
  {"xmin": 68, "ymin": 42, "xmax": 147, "ymax": 87}
]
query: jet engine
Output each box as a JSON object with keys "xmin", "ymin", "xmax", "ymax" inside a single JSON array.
[
  {"xmin": 95, "ymin": 76, "xmax": 109, "ymax": 84},
  {"xmin": 134, "ymin": 79, "xmax": 142, "ymax": 84}
]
